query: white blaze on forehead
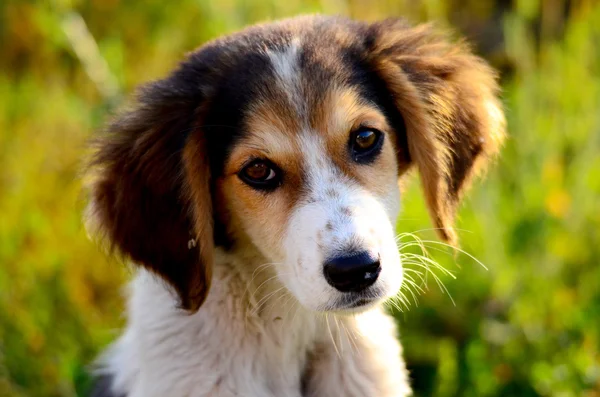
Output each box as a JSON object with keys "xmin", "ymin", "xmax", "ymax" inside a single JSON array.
[
  {"xmin": 298, "ymin": 133, "xmax": 338, "ymax": 196},
  {"xmin": 267, "ymin": 38, "xmax": 300, "ymax": 83},
  {"xmin": 266, "ymin": 38, "xmax": 303, "ymax": 115},
  {"xmin": 296, "ymin": 131, "xmax": 401, "ymax": 231}
]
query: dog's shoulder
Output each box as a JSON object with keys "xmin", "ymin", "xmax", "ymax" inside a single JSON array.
[{"xmin": 89, "ymin": 373, "xmax": 126, "ymax": 397}]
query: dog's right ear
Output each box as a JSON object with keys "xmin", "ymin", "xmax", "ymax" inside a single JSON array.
[
  {"xmin": 366, "ymin": 20, "xmax": 505, "ymax": 245},
  {"xmin": 86, "ymin": 68, "xmax": 213, "ymax": 312}
]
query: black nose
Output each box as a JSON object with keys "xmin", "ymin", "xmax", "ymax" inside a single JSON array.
[{"xmin": 323, "ymin": 251, "xmax": 381, "ymax": 292}]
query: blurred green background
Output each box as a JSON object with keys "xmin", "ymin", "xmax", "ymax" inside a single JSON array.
[{"xmin": 1, "ymin": 0, "xmax": 599, "ymax": 396}]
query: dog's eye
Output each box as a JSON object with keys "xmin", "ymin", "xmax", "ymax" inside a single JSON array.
[
  {"xmin": 350, "ymin": 128, "xmax": 384, "ymax": 163},
  {"xmin": 239, "ymin": 159, "xmax": 280, "ymax": 190}
]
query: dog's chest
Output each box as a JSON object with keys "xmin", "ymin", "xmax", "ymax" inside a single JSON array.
[
  {"xmin": 204, "ymin": 302, "xmax": 321, "ymax": 396},
  {"xmin": 126, "ymin": 270, "xmax": 322, "ymax": 397}
]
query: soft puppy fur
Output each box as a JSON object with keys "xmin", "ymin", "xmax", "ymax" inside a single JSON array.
[{"xmin": 87, "ymin": 15, "xmax": 505, "ymax": 397}]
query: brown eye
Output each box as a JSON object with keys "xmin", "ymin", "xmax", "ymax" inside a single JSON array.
[
  {"xmin": 355, "ymin": 130, "xmax": 377, "ymax": 150},
  {"xmin": 245, "ymin": 162, "xmax": 271, "ymax": 180},
  {"xmin": 239, "ymin": 159, "xmax": 280, "ymax": 190},
  {"xmin": 350, "ymin": 128, "xmax": 384, "ymax": 164}
]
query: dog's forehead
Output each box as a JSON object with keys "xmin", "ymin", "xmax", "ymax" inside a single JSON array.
[{"xmin": 200, "ymin": 20, "xmax": 377, "ymax": 172}]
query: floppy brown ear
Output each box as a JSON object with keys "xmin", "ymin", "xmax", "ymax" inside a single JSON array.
[
  {"xmin": 367, "ymin": 20, "xmax": 506, "ymax": 244},
  {"xmin": 87, "ymin": 73, "xmax": 213, "ymax": 312}
]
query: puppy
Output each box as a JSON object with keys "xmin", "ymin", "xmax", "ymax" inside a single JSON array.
[{"xmin": 87, "ymin": 15, "xmax": 505, "ymax": 397}]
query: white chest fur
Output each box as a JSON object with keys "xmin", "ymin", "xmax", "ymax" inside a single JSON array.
[{"xmin": 100, "ymin": 256, "xmax": 411, "ymax": 397}]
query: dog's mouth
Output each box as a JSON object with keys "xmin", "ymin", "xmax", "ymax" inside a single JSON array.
[
  {"xmin": 322, "ymin": 287, "xmax": 384, "ymax": 312},
  {"xmin": 344, "ymin": 297, "xmax": 376, "ymax": 308}
]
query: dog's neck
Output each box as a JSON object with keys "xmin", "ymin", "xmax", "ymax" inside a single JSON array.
[
  {"xmin": 210, "ymin": 246, "xmax": 318, "ymax": 336},
  {"xmin": 110, "ymin": 248, "xmax": 342, "ymax": 396},
  {"xmin": 106, "ymin": 246, "xmax": 399, "ymax": 397}
]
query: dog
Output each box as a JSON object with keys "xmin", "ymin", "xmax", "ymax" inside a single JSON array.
[{"xmin": 86, "ymin": 15, "xmax": 505, "ymax": 397}]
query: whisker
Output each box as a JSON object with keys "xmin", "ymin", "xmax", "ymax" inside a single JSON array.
[
  {"xmin": 391, "ymin": 230, "xmax": 472, "ymax": 307},
  {"xmin": 404, "ymin": 260, "xmax": 456, "ymax": 306},
  {"xmin": 394, "ymin": 292, "xmax": 410, "ymax": 311},
  {"xmin": 403, "ymin": 270, "xmax": 427, "ymax": 287},
  {"xmin": 287, "ymin": 299, "xmax": 301, "ymax": 325},
  {"xmin": 332, "ymin": 315, "xmax": 344, "ymax": 355},
  {"xmin": 325, "ymin": 313, "xmax": 341, "ymax": 359},
  {"xmin": 401, "ymin": 253, "xmax": 456, "ymax": 278},
  {"xmin": 249, "ymin": 286, "xmax": 286, "ymax": 317},
  {"xmin": 242, "ymin": 262, "xmax": 283, "ymax": 306},
  {"xmin": 400, "ymin": 277, "xmax": 423, "ymax": 306},
  {"xmin": 396, "ymin": 227, "xmax": 474, "ymax": 237},
  {"xmin": 342, "ymin": 319, "xmax": 359, "ymax": 354},
  {"xmin": 417, "ymin": 240, "xmax": 488, "ymax": 270},
  {"xmin": 253, "ymin": 273, "xmax": 284, "ymax": 295}
]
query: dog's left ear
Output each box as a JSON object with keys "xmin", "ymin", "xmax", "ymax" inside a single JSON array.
[
  {"xmin": 367, "ymin": 20, "xmax": 506, "ymax": 245},
  {"xmin": 86, "ymin": 64, "xmax": 215, "ymax": 312}
]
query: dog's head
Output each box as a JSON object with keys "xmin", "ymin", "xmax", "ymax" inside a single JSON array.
[{"xmin": 87, "ymin": 16, "xmax": 505, "ymax": 313}]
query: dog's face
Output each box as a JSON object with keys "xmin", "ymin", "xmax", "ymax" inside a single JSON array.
[
  {"xmin": 223, "ymin": 81, "xmax": 403, "ymax": 311},
  {"xmin": 88, "ymin": 16, "xmax": 505, "ymax": 312}
]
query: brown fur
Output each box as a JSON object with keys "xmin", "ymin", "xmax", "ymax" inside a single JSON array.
[
  {"xmin": 182, "ymin": 130, "xmax": 214, "ymax": 310},
  {"xmin": 367, "ymin": 20, "xmax": 506, "ymax": 244},
  {"xmin": 317, "ymin": 87, "xmax": 400, "ymax": 199},
  {"xmin": 224, "ymin": 83, "xmax": 401, "ymax": 263},
  {"xmin": 87, "ymin": 81, "xmax": 211, "ymax": 311},
  {"xmin": 86, "ymin": 15, "xmax": 505, "ymax": 312}
]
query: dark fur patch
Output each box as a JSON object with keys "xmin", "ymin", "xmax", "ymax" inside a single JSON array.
[{"xmin": 89, "ymin": 374, "xmax": 125, "ymax": 397}]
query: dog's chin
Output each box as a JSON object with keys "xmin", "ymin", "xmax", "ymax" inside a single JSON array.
[
  {"xmin": 318, "ymin": 286, "xmax": 389, "ymax": 314},
  {"xmin": 328, "ymin": 298, "xmax": 382, "ymax": 315}
]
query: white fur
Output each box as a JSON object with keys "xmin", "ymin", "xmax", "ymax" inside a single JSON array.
[
  {"xmin": 97, "ymin": 130, "xmax": 410, "ymax": 395},
  {"xmin": 97, "ymin": 41, "xmax": 411, "ymax": 397},
  {"xmin": 266, "ymin": 39, "xmax": 303, "ymax": 114},
  {"xmin": 279, "ymin": 133, "xmax": 403, "ymax": 312},
  {"xmin": 99, "ymin": 249, "xmax": 410, "ymax": 397}
]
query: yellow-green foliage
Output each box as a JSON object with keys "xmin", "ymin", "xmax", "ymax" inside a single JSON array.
[{"xmin": 0, "ymin": 1, "xmax": 598, "ymax": 396}]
